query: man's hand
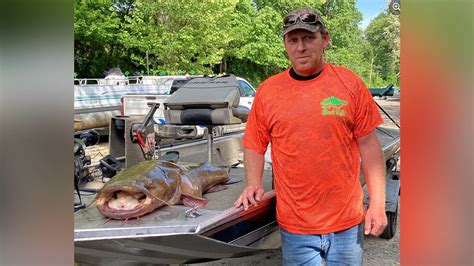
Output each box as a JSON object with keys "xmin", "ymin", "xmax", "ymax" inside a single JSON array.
[
  {"xmin": 364, "ymin": 206, "xmax": 388, "ymax": 236},
  {"xmin": 234, "ymin": 148, "xmax": 266, "ymax": 211},
  {"xmin": 233, "ymin": 184, "xmax": 264, "ymax": 211}
]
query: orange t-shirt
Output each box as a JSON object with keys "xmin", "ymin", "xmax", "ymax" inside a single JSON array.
[{"xmin": 242, "ymin": 64, "xmax": 383, "ymax": 234}]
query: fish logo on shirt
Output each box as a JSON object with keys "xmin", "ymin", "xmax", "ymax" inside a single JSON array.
[{"xmin": 321, "ymin": 96, "xmax": 348, "ymax": 117}]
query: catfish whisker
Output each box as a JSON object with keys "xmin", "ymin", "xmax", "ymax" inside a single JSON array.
[
  {"xmin": 139, "ymin": 185, "xmax": 177, "ymax": 207},
  {"xmin": 148, "ymin": 192, "xmax": 173, "ymax": 207}
]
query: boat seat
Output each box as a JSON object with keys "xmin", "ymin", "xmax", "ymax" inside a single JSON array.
[{"xmin": 163, "ymin": 75, "xmax": 249, "ymax": 126}]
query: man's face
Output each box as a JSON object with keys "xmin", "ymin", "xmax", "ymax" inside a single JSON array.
[{"xmin": 284, "ymin": 29, "xmax": 329, "ymax": 76}]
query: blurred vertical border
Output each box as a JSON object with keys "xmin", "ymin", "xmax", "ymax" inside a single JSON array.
[
  {"xmin": 401, "ymin": 0, "xmax": 473, "ymax": 264},
  {"xmin": 0, "ymin": 0, "xmax": 73, "ymax": 265}
]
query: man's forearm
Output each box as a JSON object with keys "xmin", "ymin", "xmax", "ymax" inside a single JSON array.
[
  {"xmin": 356, "ymin": 131, "xmax": 386, "ymax": 207},
  {"xmin": 244, "ymin": 148, "xmax": 265, "ymax": 186}
]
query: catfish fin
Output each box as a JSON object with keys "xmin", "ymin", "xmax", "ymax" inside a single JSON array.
[
  {"xmin": 205, "ymin": 184, "xmax": 227, "ymax": 193},
  {"xmin": 181, "ymin": 194, "xmax": 208, "ymax": 208}
]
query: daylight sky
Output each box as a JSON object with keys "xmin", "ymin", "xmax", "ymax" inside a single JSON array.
[{"xmin": 356, "ymin": 0, "xmax": 389, "ymax": 29}]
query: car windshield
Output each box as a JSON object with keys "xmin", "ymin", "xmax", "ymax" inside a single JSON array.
[{"xmin": 238, "ymin": 80, "xmax": 255, "ymax": 97}]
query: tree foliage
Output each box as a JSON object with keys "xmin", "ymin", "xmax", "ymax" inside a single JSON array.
[
  {"xmin": 321, "ymin": 0, "xmax": 372, "ymax": 82},
  {"xmin": 225, "ymin": 2, "xmax": 288, "ymax": 85},
  {"xmin": 121, "ymin": 0, "xmax": 238, "ymax": 75},
  {"xmin": 74, "ymin": 0, "xmax": 399, "ymax": 88},
  {"xmin": 74, "ymin": 1, "xmax": 124, "ymax": 77},
  {"xmin": 365, "ymin": 11, "xmax": 400, "ymax": 87}
]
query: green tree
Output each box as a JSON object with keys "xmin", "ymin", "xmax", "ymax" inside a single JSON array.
[
  {"xmin": 365, "ymin": 11, "xmax": 400, "ymax": 87},
  {"xmin": 121, "ymin": 0, "xmax": 238, "ymax": 75},
  {"xmin": 254, "ymin": 0, "xmax": 324, "ymax": 16},
  {"xmin": 225, "ymin": 2, "xmax": 288, "ymax": 85},
  {"xmin": 74, "ymin": 0, "xmax": 135, "ymax": 77},
  {"xmin": 321, "ymin": 0, "xmax": 371, "ymax": 83}
]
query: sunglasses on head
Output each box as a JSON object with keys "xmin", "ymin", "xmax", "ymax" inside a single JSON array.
[{"xmin": 283, "ymin": 13, "xmax": 320, "ymax": 28}]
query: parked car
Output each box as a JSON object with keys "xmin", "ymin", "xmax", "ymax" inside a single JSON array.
[{"xmin": 236, "ymin": 77, "xmax": 256, "ymax": 110}]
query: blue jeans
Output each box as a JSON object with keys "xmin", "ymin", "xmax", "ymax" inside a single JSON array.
[{"xmin": 280, "ymin": 222, "xmax": 364, "ymax": 266}]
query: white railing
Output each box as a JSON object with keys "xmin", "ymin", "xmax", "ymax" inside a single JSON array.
[{"xmin": 74, "ymin": 75, "xmax": 202, "ymax": 86}]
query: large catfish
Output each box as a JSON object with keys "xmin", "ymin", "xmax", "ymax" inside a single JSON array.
[{"xmin": 95, "ymin": 160, "xmax": 229, "ymax": 220}]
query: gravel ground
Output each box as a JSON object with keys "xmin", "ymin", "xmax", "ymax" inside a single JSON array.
[{"xmin": 189, "ymin": 96, "xmax": 401, "ymax": 266}]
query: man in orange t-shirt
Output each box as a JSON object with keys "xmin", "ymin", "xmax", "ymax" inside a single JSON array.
[{"xmin": 234, "ymin": 7, "xmax": 387, "ymax": 265}]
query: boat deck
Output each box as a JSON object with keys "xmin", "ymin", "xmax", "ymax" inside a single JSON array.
[{"xmin": 75, "ymin": 167, "xmax": 274, "ymax": 241}]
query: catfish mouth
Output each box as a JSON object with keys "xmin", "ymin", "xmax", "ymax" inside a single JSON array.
[{"xmin": 96, "ymin": 189, "xmax": 154, "ymax": 220}]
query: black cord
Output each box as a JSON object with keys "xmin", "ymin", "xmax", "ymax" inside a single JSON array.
[{"xmin": 374, "ymin": 101, "xmax": 400, "ymax": 128}]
